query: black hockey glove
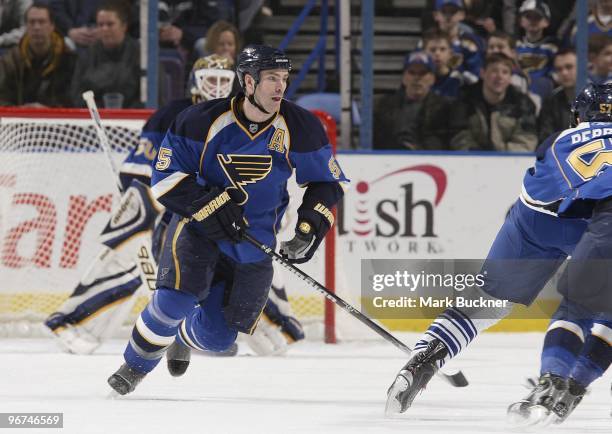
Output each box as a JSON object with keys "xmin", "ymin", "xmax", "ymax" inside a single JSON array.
[
  {"xmin": 279, "ymin": 202, "xmax": 334, "ymax": 264},
  {"xmin": 189, "ymin": 187, "xmax": 245, "ymax": 243}
]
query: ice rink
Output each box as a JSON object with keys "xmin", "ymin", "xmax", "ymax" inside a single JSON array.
[{"xmin": 1, "ymin": 333, "xmax": 610, "ymax": 434}]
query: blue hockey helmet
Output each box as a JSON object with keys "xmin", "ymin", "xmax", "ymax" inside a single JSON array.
[
  {"xmin": 236, "ymin": 44, "xmax": 292, "ymax": 92},
  {"xmin": 570, "ymin": 83, "xmax": 612, "ymax": 127}
]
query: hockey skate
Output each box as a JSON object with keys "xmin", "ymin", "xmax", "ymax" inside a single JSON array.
[
  {"xmin": 107, "ymin": 363, "xmax": 146, "ymax": 395},
  {"xmin": 166, "ymin": 340, "xmax": 191, "ymax": 377},
  {"xmin": 549, "ymin": 378, "xmax": 586, "ymax": 424},
  {"xmin": 507, "ymin": 373, "xmax": 569, "ymax": 427},
  {"xmin": 385, "ymin": 339, "xmax": 448, "ymax": 416}
]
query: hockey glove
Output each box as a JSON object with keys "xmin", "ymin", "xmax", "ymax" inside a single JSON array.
[
  {"xmin": 190, "ymin": 187, "xmax": 245, "ymax": 243},
  {"xmin": 279, "ymin": 202, "xmax": 334, "ymax": 264}
]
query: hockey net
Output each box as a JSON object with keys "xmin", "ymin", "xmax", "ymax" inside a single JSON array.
[{"xmin": 0, "ymin": 107, "xmax": 339, "ymax": 340}]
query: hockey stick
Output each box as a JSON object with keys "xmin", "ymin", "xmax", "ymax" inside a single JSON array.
[
  {"xmin": 243, "ymin": 232, "xmax": 469, "ymax": 388},
  {"xmin": 82, "ymin": 90, "xmax": 158, "ymax": 338}
]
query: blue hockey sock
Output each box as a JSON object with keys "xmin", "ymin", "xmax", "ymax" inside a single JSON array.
[
  {"xmin": 124, "ymin": 288, "xmax": 197, "ymax": 373},
  {"xmin": 413, "ymin": 308, "xmax": 478, "ymax": 368},
  {"xmin": 540, "ymin": 320, "xmax": 585, "ymax": 377},
  {"xmin": 570, "ymin": 322, "xmax": 612, "ymax": 388},
  {"xmin": 176, "ymin": 282, "xmax": 237, "ymax": 353}
]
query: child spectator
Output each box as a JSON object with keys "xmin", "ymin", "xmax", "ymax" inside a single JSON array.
[
  {"xmin": 432, "ymin": 0, "xmax": 485, "ymax": 84},
  {"xmin": 0, "ymin": 2, "xmax": 76, "ymax": 106},
  {"xmin": 588, "ymin": 33, "xmax": 612, "ymax": 84},
  {"xmin": 422, "ymin": 27, "xmax": 463, "ymax": 98},
  {"xmin": 486, "ymin": 30, "xmax": 543, "ymax": 114},
  {"xmin": 516, "ymin": 0, "xmax": 557, "ymax": 98},
  {"xmin": 450, "ymin": 53, "xmax": 538, "ymax": 152},
  {"xmin": 374, "ymin": 51, "xmax": 452, "ymax": 150},
  {"xmin": 539, "ymin": 48, "xmax": 576, "ymax": 141}
]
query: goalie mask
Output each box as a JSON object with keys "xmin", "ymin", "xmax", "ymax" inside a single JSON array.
[{"xmin": 189, "ymin": 54, "xmax": 236, "ymax": 103}]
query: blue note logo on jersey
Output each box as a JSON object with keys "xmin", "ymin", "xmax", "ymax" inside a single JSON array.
[{"xmin": 217, "ymin": 154, "xmax": 273, "ymax": 204}]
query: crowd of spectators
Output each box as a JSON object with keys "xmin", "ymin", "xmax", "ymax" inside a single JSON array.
[
  {"xmin": 0, "ymin": 0, "xmax": 610, "ymax": 152},
  {"xmin": 0, "ymin": 0, "xmax": 266, "ymax": 108},
  {"xmin": 374, "ymin": 0, "xmax": 612, "ymax": 152}
]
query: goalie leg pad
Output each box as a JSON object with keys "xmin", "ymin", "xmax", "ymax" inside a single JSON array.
[
  {"xmin": 100, "ymin": 179, "xmax": 162, "ymax": 250},
  {"xmin": 45, "ymin": 246, "xmax": 142, "ymax": 339}
]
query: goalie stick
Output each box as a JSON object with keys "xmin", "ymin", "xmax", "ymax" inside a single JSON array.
[
  {"xmin": 82, "ymin": 90, "xmax": 157, "ymax": 339},
  {"xmin": 243, "ymin": 232, "xmax": 469, "ymax": 388}
]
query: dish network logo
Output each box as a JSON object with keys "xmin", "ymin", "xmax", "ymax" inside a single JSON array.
[{"xmin": 336, "ymin": 164, "xmax": 447, "ymax": 239}]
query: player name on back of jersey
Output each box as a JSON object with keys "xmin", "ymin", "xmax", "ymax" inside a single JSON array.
[{"xmin": 570, "ymin": 126, "xmax": 612, "ymax": 144}]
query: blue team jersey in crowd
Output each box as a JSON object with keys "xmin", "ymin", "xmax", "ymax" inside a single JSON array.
[
  {"xmin": 521, "ymin": 122, "xmax": 612, "ymax": 217},
  {"xmin": 516, "ymin": 37, "xmax": 558, "ymax": 83},
  {"xmin": 151, "ymin": 94, "xmax": 349, "ymax": 263},
  {"xmin": 450, "ymin": 29, "xmax": 484, "ymax": 84},
  {"xmin": 119, "ymin": 98, "xmax": 192, "ymax": 183}
]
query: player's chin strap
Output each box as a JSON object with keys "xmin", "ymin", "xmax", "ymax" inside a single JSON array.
[{"xmin": 246, "ymin": 83, "xmax": 270, "ymax": 115}]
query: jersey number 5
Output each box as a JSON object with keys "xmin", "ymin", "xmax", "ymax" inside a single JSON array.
[
  {"xmin": 155, "ymin": 147, "xmax": 172, "ymax": 171},
  {"xmin": 567, "ymin": 139, "xmax": 612, "ymax": 180}
]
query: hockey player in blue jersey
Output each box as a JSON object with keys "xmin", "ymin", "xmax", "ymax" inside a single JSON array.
[
  {"xmin": 385, "ymin": 83, "xmax": 612, "ymax": 424},
  {"xmin": 45, "ymin": 54, "xmax": 305, "ymax": 358},
  {"xmin": 106, "ymin": 45, "xmax": 348, "ymax": 395}
]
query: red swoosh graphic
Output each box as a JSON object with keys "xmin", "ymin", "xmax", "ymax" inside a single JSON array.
[
  {"xmin": 354, "ymin": 219, "xmax": 370, "ymax": 225},
  {"xmin": 371, "ymin": 164, "xmax": 447, "ymax": 205},
  {"xmin": 353, "ymin": 229, "xmax": 372, "ymax": 236}
]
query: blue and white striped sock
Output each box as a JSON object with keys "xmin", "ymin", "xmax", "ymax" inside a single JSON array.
[{"xmin": 413, "ymin": 308, "xmax": 478, "ymax": 368}]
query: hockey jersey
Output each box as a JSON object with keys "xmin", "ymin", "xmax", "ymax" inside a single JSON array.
[
  {"xmin": 151, "ymin": 93, "xmax": 348, "ymax": 263},
  {"xmin": 521, "ymin": 122, "xmax": 612, "ymax": 217},
  {"xmin": 119, "ymin": 98, "xmax": 192, "ymax": 189}
]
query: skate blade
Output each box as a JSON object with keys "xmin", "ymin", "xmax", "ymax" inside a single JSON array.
[
  {"xmin": 107, "ymin": 390, "xmax": 121, "ymax": 399},
  {"xmin": 507, "ymin": 403, "xmax": 553, "ymax": 429},
  {"xmin": 384, "ymin": 375, "xmax": 409, "ymax": 417}
]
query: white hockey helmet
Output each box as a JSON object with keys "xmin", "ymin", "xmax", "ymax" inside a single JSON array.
[{"xmin": 189, "ymin": 54, "xmax": 236, "ymax": 103}]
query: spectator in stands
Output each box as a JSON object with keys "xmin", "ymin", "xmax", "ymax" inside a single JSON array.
[
  {"xmin": 0, "ymin": 0, "xmax": 32, "ymax": 47},
  {"xmin": 0, "ymin": 2, "xmax": 75, "ymax": 106},
  {"xmin": 588, "ymin": 33, "xmax": 612, "ymax": 84},
  {"xmin": 538, "ymin": 48, "xmax": 576, "ymax": 142},
  {"xmin": 486, "ymin": 30, "xmax": 542, "ymax": 114},
  {"xmin": 204, "ymin": 20, "xmax": 241, "ymax": 62},
  {"xmin": 422, "ymin": 28, "xmax": 463, "ymax": 98},
  {"xmin": 516, "ymin": 0, "xmax": 557, "ymax": 98},
  {"xmin": 431, "ymin": 0, "xmax": 485, "ymax": 84},
  {"xmin": 70, "ymin": 0, "xmax": 140, "ymax": 108},
  {"xmin": 50, "ymin": 0, "xmax": 138, "ymax": 49},
  {"xmin": 422, "ymin": 0, "xmax": 505, "ymax": 39},
  {"xmin": 450, "ymin": 53, "xmax": 538, "ymax": 152},
  {"xmin": 159, "ymin": 0, "xmax": 236, "ymax": 57},
  {"xmin": 565, "ymin": 0, "xmax": 612, "ymax": 46},
  {"xmin": 373, "ymin": 51, "xmax": 451, "ymax": 150}
]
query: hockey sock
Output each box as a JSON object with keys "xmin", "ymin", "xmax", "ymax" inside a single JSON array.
[
  {"xmin": 413, "ymin": 308, "xmax": 479, "ymax": 368},
  {"xmin": 540, "ymin": 320, "xmax": 586, "ymax": 377},
  {"xmin": 176, "ymin": 282, "xmax": 237, "ymax": 353},
  {"xmin": 124, "ymin": 288, "xmax": 197, "ymax": 373},
  {"xmin": 570, "ymin": 322, "xmax": 612, "ymax": 388}
]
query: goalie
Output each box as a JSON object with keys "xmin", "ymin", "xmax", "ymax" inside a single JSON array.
[{"xmin": 44, "ymin": 54, "xmax": 304, "ymax": 357}]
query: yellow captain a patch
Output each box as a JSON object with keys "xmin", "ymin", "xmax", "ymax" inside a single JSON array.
[
  {"xmin": 268, "ymin": 128, "xmax": 286, "ymax": 153},
  {"xmin": 217, "ymin": 154, "xmax": 273, "ymax": 205}
]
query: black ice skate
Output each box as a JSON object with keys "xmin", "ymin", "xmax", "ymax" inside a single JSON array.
[
  {"xmin": 507, "ymin": 373, "xmax": 568, "ymax": 427},
  {"xmin": 107, "ymin": 363, "xmax": 146, "ymax": 395},
  {"xmin": 385, "ymin": 339, "xmax": 448, "ymax": 416},
  {"xmin": 166, "ymin": 340, "xmax": 191, "ymax": 377},
  {"xmin": 550, "ymin": 378, "xmax": 586, "ymax": 424}
]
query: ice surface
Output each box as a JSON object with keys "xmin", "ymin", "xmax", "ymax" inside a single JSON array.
[{"xmin": 0, "ymin": 333, "xmax": 610, "ymax": 434}]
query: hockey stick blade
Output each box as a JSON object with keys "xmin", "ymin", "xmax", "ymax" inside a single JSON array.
[{"xmin": 243, "ymin": 232, "xmax": 468, "ymax": 388}]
